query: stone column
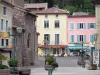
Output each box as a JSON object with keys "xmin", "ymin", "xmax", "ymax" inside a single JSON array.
[{"xmin": 95, "ymin": 5, "xmax": 100, "ymax": 50}]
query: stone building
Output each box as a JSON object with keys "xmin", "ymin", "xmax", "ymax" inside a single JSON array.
[
  {"xmin": 1, "ymin": 0, "xmax": 38, "ymax": 66},
  {"xmin": 12, "ymin": 6, "xmax": 37, "ymax": 66},
  {"xmin": 93, "ymin": 0, "xmax": 100, "ymax": 50}
]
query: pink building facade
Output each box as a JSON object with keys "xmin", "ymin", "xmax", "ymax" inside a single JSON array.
[{"xmin": 67, "ymin": 16, "xmax": 96, "ymax": 56}]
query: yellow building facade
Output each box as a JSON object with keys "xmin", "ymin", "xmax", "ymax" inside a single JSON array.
[{"xmin": 36, "ymin": 7, "xmax": 68, "ymax": 56}]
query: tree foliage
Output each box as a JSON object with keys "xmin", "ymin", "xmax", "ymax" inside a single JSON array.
[{"xmin": 24, "ymin": 0, "xmax": 95, "ymax": 14}]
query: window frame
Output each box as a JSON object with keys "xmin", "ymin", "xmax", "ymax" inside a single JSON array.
[
  {"xmin": 3, "ymin": 6, "xmax": 6, "ymax": 15},
  {"xmin": 55, "ymin": 34, "xmax": 59, "ymax": 45},
  {"xmin": 44, "ymin": 20, "xmax": 49, "ymax": 28},
  {"xmin": 55, "ymin": 20, "xmax": 60, "ymax": 28},
  {"xmin": 44, "ymin": 34, "xmax": 50, "ymax": 45},
  {"xmin": 1, "ymin": 19, "xmax": 4, "ymax": 30}
]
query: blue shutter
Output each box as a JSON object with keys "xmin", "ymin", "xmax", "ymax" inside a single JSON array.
[
  {"xmin": 84, "ymin": 35, "xmax": 86, "ymax": 42},
  {"xmin": 92, "ymin": 35, "xmax": 94, "ymax": 42},
  {"xmin": 77, "ymin": 23, "xmax": 79, "ymax": 29},
  {"xmin": 90, "ymin": 35, "xmax": 92, "ymax": 42},
  {"xmin": 77, "ymin": 35, "xmax": 79, "ymax": 42},
  {"xmin": 84, "ymin": 23, "xmax": 86, "ymax": 29},
  {"xmin": 70, "ymin": 24, "xmax": 72, "ymax": 29},
  {"xmin": 88, "ymin": 23, "xmax": 90, "ymax": 29},
  {"xmin": 73, "ymin": 35, "xmax": 74, "ymax": 42},
  {"xmin": 70, "ymin": 23, "xmax": 74, "ymax": 29},
  {"xmin": 94, "ymin": 23, "xmax": 96, "ymax": 29},
  {"xmin": 70, "ymin": 35, "xmax": 72, "ymax": 42}
]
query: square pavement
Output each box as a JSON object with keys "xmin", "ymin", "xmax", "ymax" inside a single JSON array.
[{"xmin": 30, "ymin": 67, "xmax": 100, "ymax": 75}]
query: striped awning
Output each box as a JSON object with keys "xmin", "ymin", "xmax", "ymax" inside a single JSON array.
[
  {"xmin": 68, "ymin": 46, "xmax": 89, "ymax": 50},
  {"xmin": 38, "ymin": 45, "xmax": 67, "ymax": 48}
]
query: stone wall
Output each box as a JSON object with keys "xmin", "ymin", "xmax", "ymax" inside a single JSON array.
[
  {"xmin": 95, "ymin": 5, "xmax": 100, "ymax": 50},
  {"xmin": 13, "ymin": 7, "xmax": 36, "ymax": 66}
]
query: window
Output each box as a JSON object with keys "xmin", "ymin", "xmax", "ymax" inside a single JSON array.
[
  {"xmin": 45, "ymin": 15, "xmax": 48, "ymax": 18},
  {"xmin": 70, "ymin": 35, "xmax": 74, "ymax": 42},
  {"xmin": 44, "ymin": 20, "xmax": 49, "ymax": 28},
  {"xmin": 1, "ymin": 39, "xmax": 4, "ymax": 46},
  {"xmin": 6, "ymin": 20, "xmax": 8, "ymax": 31},
  {"xmin": 77, "ymin": 23, "xmax": 86, "ymax": 29},
  {"xmin": 79, "ymin": 23, "xmax": 83, "ymax": 29},
  {"xmin": 56, "ymin": 14, "xmax": 58, "ymax": 17},
  {"xmin": 1, "ymin": 19, "xmax": 3, "ymax": 30},
  {"xmin": 6, "ymin": 39, "xmax": 9, "ymax": 46},
  {"xmin": 88, "ymin": 23, "xmax": 96, "ymax": 29},
  {"xmin": 27, "ymin": 33, "xmax": 31, "ymax": 48},
  {"xmin": 44, "ymin": 34, "xmax": 50, "ymax": 45},
  {"xmin": 77, "ymin": 35, "xmax": 86, "ymax": 42},
  {"xmin": 55, "ymin": 34, "xmax": 59, "ymax": 45},
  {"xmin": 90, "ymin": 35, "xmax": 94, "ymax": 42},
  {"xmin": 70, "ymin": 23, "xmax": 74, "ymax": 29},
  {"xmin": 55, "ymin": 20, "xmax": 59, "ymax": 28},
  {"xmin": 3, "ymin": 7, "xmax": 6, "ymax": 15}
]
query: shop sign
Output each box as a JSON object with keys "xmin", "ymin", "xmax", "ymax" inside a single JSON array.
[{"xmin": 93, "ymin": 50, "xmax": 99, "ymax": 65}]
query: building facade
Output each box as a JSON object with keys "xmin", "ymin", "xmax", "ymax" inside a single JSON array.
[
  {"xmin": 13, "ymin": 6, "xmax": 37, "ymax": 66},
  {"xmin": 68, "ymin": 15, "xmax": 96, "ymax": 56},
  {"xmin": 0, "ymin": 0, "xmax": 13, "ymax": 66},
  {"xmin": 37, "ymin": 7, "xmax": 68, "ymax": 56}
]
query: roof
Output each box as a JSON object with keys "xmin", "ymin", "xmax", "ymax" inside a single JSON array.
[
  {"xmin": 24, "ymin": 3, "xmax": 48, "ymax": 9},
  {"xmin": 72, "ymin": 12, "xmax": 89, "ymax": 16},
  {"xmin": 92, "ymin": 0, "xmax": 100, "ymax": 5},
  {"xmin": 68, "ymin": 15, "xmax": 95, "ymax": 18},
  {"xmin": 0, "ymin": 0, "xmax": 14, "ymax": 7},
  {"xmin": 36, "ymin": 7, "xmax": 69, "ymax": 14}
]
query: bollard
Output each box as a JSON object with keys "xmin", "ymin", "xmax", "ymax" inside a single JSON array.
[{"xmin": 48, "ymin": 69, "xmax": 53, "ymax": 75}]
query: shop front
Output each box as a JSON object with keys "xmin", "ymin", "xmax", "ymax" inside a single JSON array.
[
  {"xmin": 68, "ymin": 46, "xmax": 89, "ymax": 56},
  {"xmin": 38, "ymin": 45, "xmax": 67, "ymax": 56}
]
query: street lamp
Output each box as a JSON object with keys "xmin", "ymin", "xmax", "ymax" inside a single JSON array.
[
  {"xmin": 43, "ymin": 39, "xmax": 48, "ymax": 65},
  {"xmin": 90, "ymin": 33, "xmax": 99, "ymax": 65},
  {"xmin": 8, "ymin": 27, "xmax": 24, "ymax": 75},
  {"xmin": 93, "ymin": 33, "xmax": 98, "ymax": 49},
  {"xmin": 81, "ymin": 41, "xmax": 84, "ymax": 61}
]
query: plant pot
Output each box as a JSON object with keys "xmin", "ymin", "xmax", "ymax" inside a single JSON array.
[
  {"xmin": 44, "ymin": 65, "xmax": 54, "ymax": 70},
  {"xmin": 91, "ymin": 65, "xmax": 97, "ymax": 70},
  {"xmin": 0, "ymin": 69, "xmax": 10, "ymax": 75}
]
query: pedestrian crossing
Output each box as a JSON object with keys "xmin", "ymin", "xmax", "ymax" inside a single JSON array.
[{"xmin": 30, "ymin": 67, "xmax": 100, "ymax": 75}]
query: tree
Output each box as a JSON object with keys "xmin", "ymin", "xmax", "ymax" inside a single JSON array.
[
  {"xmin": 0, "ymin": 54, "xmax": 7, "ymax": 65},
  {"xmin": 63, "ymin": 5, "xmax": 78, "ymax": 14}
]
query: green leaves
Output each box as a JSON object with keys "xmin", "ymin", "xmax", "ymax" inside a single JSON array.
[{"xmin": 63, "ymin": 5, "xmax": 78, "ymax": 14}]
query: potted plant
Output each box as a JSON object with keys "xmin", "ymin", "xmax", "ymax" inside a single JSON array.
[
  {"xmin": 90, "ymin": 64, "xmax": 97, "ymax": 70},
  {"xmin": 8, "ymin": 58, "xmax": 18, "ymax": 74},
  {"xmin": 51, "ymin": 61, "xmax": 58, "ymax": 69},
  {"xmin": 45, "ymin": 56, "xmax": 58, "ymax": 70},
  {"xmin": 8, "ymin": 59, "xmax": 18, "ymax": 67},
  {"xmin": 0, "ymin": 54, "xmax": 10, "ymax": 75}
]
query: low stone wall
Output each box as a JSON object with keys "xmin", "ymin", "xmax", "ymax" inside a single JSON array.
[{"xmin": 0, "ymin": 69, "xmax": 10, "ymax": 75}]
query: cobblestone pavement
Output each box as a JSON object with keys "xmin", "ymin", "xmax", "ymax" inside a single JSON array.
[
  {"xmin": 30, "ymin": 57, "xmax": 100, "ymax": 75},
  {"xmin": 30, "ymin": 67, "xmax": 100, "ymax": 75}
]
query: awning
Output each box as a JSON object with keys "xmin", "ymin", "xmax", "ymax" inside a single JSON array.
[
  {"xmin": 38, "ymin": 45, "xmax": 67, "ymax": 48},
  {"xmin": 0, "ymin": 32, "xmax": 9, "ymax": 38},
  {"xmin": 68, "ymin": 46, "xmax": 89, "ymax": 50}
]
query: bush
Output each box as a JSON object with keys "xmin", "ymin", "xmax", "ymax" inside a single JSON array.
[
  {"xmin": 45, "ymin": 56, "xmax": 59, "ymax": 69},
  {"xmin": 45, "ymin": 56, "xmax": 54, "ymax": 65},
  {"xmin": 51, "ymin": 61, "xmax": 58, "ymax": 68},
  {"xmin": 0, "ymin": 65, "xmax": 8, "ymax": 69},
  {"xmin": 8, "ymin": 59, "xmax": 18, "ymax": 67}
]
